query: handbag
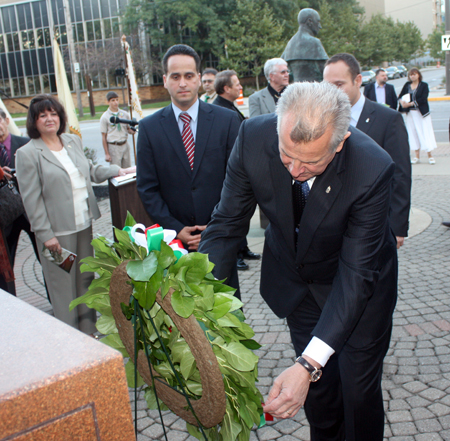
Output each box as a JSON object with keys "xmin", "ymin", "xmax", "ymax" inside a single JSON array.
[{"xmin": 0, "ymin": 178, "xmax": 25, "ymax": 229}]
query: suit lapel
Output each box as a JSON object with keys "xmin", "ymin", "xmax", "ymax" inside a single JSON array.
[
  {"xmin": 33, "ymin": 137, "xmax": 67, "ymax": 172},
  {"xmin": 268, "ymin": 140, "xmax": 296, "ymax": 256},
  {"xmin": 192, "ymin": 101, "xmax": 213, "ymax": 180},
  {"xmin": 295, "ymin": 147, "xmax": 345, "ymax": 264},
  {"xmin": 356, "ymin": 100, "xmax": 376, "ymax": 134},
  {"xmin": 262, "ymin": 90, "xmax": 275, "ymax": 114},
  {"xmin": 159, "ymin": 105, "xmax": 192, "ymax": 177}
]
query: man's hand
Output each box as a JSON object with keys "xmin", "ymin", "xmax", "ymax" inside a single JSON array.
[
  {"xmin": 118, "ymin": 166, "xmax": 136, "ymax": 176},
  {"xmin": 177, "ymin": 225, "xmax": 207, "ymax": 251},
  {"xmin": 263, "ymin": 362, "xmax": 311, "ymax": 419},
  {"xmin": 396, "ymin": 236, "xmax": 405, "ymax": 249},
  {"xmin": 44, "ymin": 237, "xmax": 62, "ymax": 255},
  {"xmin": 105, "ymin": 152, "xmax": 111, "ymax": 162},
  {"xmin": 2, "ymin": 166, "xmax": 12, "ymax": 180},
  {"xmin": 127, "ymin": 127, "xmax": 135, "ymax": 135}
]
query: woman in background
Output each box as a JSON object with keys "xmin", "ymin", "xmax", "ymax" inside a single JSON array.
[
  {"xmin": 16, "ymin": 94, "xmax": 135, "ymax": 335},
  {"xmin": 398, "ymin": 67, "xmax": 437, "ymax": 164}
]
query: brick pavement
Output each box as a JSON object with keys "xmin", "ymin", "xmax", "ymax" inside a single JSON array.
[{"xmin": 10, "ymin": 143, "xmax": 450, "ymax": 440}]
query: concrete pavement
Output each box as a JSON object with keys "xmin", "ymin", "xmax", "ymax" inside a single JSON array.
[{"xmin": 9, "ymin": 134, "xmax": 450, "ymax": 439}]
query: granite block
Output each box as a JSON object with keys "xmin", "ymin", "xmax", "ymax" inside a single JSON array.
[{"xmin": 0, "ymin": 291, "xmax": 135, "ymax": 440}]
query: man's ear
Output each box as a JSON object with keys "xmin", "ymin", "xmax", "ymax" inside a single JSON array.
[{"xmin": 336, "ymin": 131, "xmax": 351, "ymax": 153}]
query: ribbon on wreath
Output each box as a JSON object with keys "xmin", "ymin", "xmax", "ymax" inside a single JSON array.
[{"xmin": 123, "ymin": 223, "xmax": 188, "ymax": 261}]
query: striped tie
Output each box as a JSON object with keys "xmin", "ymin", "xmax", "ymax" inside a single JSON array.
[
  {"xmin": 0, "ymin": 143, "xmax": 10, "ymax": 168},
  {"xmin": 180, "ymin": 112, "xmax": 195, "ymax": 170}
]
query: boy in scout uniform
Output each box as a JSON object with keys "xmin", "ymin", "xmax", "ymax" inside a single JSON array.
[{"xmin": 100, "ymin": 91, "xmax": 134, "ymax": 167}]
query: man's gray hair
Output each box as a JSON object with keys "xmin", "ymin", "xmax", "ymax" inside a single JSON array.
[
  {"xmin": 264, "ymin": 58, "xmax": 287, "ymax": 81},
  {"xmin": 276, "ymin": 82, "xmax": 351, "ymax": 152}
]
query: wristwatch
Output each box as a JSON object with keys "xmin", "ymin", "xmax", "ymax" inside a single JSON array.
[{"xmin": 296, "ymin": 356, "xmax": 322, "ymax": 382}]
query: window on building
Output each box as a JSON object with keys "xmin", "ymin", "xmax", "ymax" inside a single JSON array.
[
  {"xmin": 112, "ymin": 17, "xmax": 120, "ymax": 38},
  {"xmin": 94, "ymin": 20, "xmax": 101, "ymax": 40},
  {"xmin": 83, "ymin": 0, "xmax": 92, "ymax": 21},
  {"xmin": 103, "ymin": 19, "xmax": 112, "ymax": 39},
  {"xmin": 42, "ymin": 74, "xmax": 50, "ymax": 93}
]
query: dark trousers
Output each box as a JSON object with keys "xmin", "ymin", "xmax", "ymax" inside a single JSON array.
[
  {"xmin": 0, "ymin": 214, "xmax": 43, "ymax": 296},
  {"xmin": 286, "ymin": 292, "xmax": 391, "ymax": 441}
]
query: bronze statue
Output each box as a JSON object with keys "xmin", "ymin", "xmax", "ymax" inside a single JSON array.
[{"xmin": 282, "ymin": 8, "xmax": 328, "ymax": 82}]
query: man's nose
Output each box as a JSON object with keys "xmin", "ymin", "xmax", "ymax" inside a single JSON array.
[{"xmin": 289, "ymin": 161, "xmax": 306, "ymax": 177}]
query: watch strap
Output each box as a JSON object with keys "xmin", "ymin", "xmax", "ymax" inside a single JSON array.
[{"xmin": 296, "ymin": 356, "xmax": 322, "ymax": 382}]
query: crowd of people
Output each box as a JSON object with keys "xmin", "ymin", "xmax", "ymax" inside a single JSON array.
[{"xmin": 0, "ymin": 39, "xmax": 441, "ymax": 441}]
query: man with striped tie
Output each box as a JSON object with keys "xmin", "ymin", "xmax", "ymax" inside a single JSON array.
[{"xmin": 137, "ymin": 44, "xmax": 240, "ymax": 257}]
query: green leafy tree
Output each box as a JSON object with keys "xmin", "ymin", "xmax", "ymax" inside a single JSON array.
[
  {"xmin": 122, "ymin": 0, "xmax": 234, "ymax": 67},
  {"xmin": 427, "ymin": 23, "xmax": 445, "ymax": 61},
  {"xmin": 221, "ymin": 0, "xmax": 285, "ymax": 90},
  {"xmin": 318, "ymin": 0, "xmax": 362, "ymax": 56},
  {"xmin": 355, "ymin": 14, "xmax": 397, "ymax": 66},
  {"xmin": 391, "ymin": 21, "xmax": 423, "ymax": 63}
]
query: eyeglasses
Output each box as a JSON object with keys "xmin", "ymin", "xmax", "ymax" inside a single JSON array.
[
  {"xmin": 202, "ymin": 79, "xmax": 214, "ymax": 84},
  {"xmin": 279, "ymin": 70, "xmax": 290, "ymax": 75}
]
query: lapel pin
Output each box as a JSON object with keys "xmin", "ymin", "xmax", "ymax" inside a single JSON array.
[
  {"xmin": 366, "ymin": 118, "xmax": 370, "ymax": 123},
  {"xmin": 326, "ymin": 186, "xmax": 331, "ymax": 193}
]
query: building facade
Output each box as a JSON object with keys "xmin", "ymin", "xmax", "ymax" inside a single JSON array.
[
  {"xmin": 0, "ymin": 0, "xmax": 136, "ymax": 99},
  {"xmin": 358, "ymin": 0, "xmax": 443, "ymax": 38}
]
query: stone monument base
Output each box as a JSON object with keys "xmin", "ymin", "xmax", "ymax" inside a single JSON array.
[{"xmin": 0, "ymin": 290, "xmax": 135, "ymax": 440}]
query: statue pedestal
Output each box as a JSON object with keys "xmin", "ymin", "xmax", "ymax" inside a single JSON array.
[{"xmin": 0, "ymin": 290, "xmax": 135, "ymax": 440}]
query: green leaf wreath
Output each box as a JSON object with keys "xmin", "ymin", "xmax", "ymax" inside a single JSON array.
[{"xmin": 70, "ymin": 214, "xmax": 264, "ymax": 440}]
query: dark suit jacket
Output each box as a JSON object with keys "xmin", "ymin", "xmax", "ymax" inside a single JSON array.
[
  {"xmin": 9, "ymin": 134, "xmax": 29, "ymax": 168},
  {"xmin": 364, "ymin": 82, "xmax": 398, "ymax": 109},
  {"xmin": 199, "ymin": 114, "xmax": 398, "ymax": 353},
  {"xmin": 213, "ymin": 95, "xmax": 245, "ymax": 122},
  {"xmin": 136, "ymin": 100, "xmax": 240, "ymax": 235},
  {"xmin": 356, "ymin": 98, "xmax": 411, "ymax": 237},
  {"xmin": 398, "ymin": 81, "xmax": 430, "ymax": 116}
]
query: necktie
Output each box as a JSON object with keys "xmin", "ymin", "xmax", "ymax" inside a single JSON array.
[
  {"xmin": 293, "ymin": 180, "xmax": 310, "ymax": 234},
  {"xmin": 180, "ymin": 112, "xmax": 195, "ymax": 170},
  {"xmin": 205, "ymin": 95, "xmax": 210, "ymax": 102},
  {"xmin": 0, "ymin": 143, "xmax": 10, "ymax": 168}
]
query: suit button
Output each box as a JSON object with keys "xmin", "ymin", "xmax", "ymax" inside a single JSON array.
[
  {"xmin": 192, "ymin": 187, "xmax": 196, "ymax": 191},
  {"xmin": 190, "ymin": 216, "xmax": 195, "ymax": 222},
  {"xmin": 307, "ymin": 279, "xmax": 313, "ymax": 284},
  {"xmin": 299, "ymin": 264, "xmax": 304, "ymax": 269}
]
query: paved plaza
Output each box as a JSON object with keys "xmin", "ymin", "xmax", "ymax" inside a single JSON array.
[{"xmin": 10, "ymin": 141, "xmax": 450, "ymax": 440}]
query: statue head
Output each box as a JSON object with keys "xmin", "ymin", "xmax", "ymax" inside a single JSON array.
[{"xmin": 298, "ymin": 8, "xmax": 321, "ymax": 37}]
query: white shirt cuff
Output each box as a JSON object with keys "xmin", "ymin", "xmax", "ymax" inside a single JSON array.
[{"xmin": 302, "ymin": 337, "xmax": 335, "ymax": 367}]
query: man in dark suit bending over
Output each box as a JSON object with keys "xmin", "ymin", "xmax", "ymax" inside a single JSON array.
[
  {"xmin": 324, "ymin": 53, "xmax": 411, "ymax": 248},
  {"xmin": 199, "ymin": 82, "xmax": 398, "ymax": 440},
  {"xmin": 136, "ymin": 44, "xmax": 240, "ymax": 252}
]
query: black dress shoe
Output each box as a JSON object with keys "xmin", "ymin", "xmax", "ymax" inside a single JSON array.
[
  {"xmin": 237, "ymin": 258, "xmax": 249, "ymax": 271},
  {"xmin": 240, "ymin": 247, "xmax": 261, "ymax": 260},
  {"xmin": 442, "ymin": 222, "xmax": 450, "ymax": 228}
]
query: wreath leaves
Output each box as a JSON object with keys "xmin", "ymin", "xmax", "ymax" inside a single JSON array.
[{"xmin": 69, "ymin": 214, "xmax": 263, "ymax": 440}]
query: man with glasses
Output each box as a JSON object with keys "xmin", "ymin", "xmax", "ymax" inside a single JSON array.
[
  {"xmin": 200, "ymin": 68, "xmax": 218, "ymax": 104},
  {"xmin": 249, "ymin": 58, "xmax": 290, "ymax": 118}
]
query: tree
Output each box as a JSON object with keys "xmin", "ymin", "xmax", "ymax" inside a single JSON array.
[
  {"xmin": 355, "ymin": 14, "xmax": 397, "ymax": 66},
  {"xmin": 122, "ymin": 0, "xmax": 233, "ymax": 67},
  {"xmin": 318, "ymin": 0, "xmax": 362, "ymax": 56},
  {"xmin": 220, "ymin": 0, "xmax": 285, "ymax": 90},
  {"xmin": 391, "ymin": 21, "xmax": 423, "ymax": 63},
  {"xmin": 427, "ymin": 23, "xmax": 445, "ymax": 61}
]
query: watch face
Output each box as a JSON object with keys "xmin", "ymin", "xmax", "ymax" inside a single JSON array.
[{"xmin": 311, "ymin": 369, "xmax": 322, "ymax": 382}]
